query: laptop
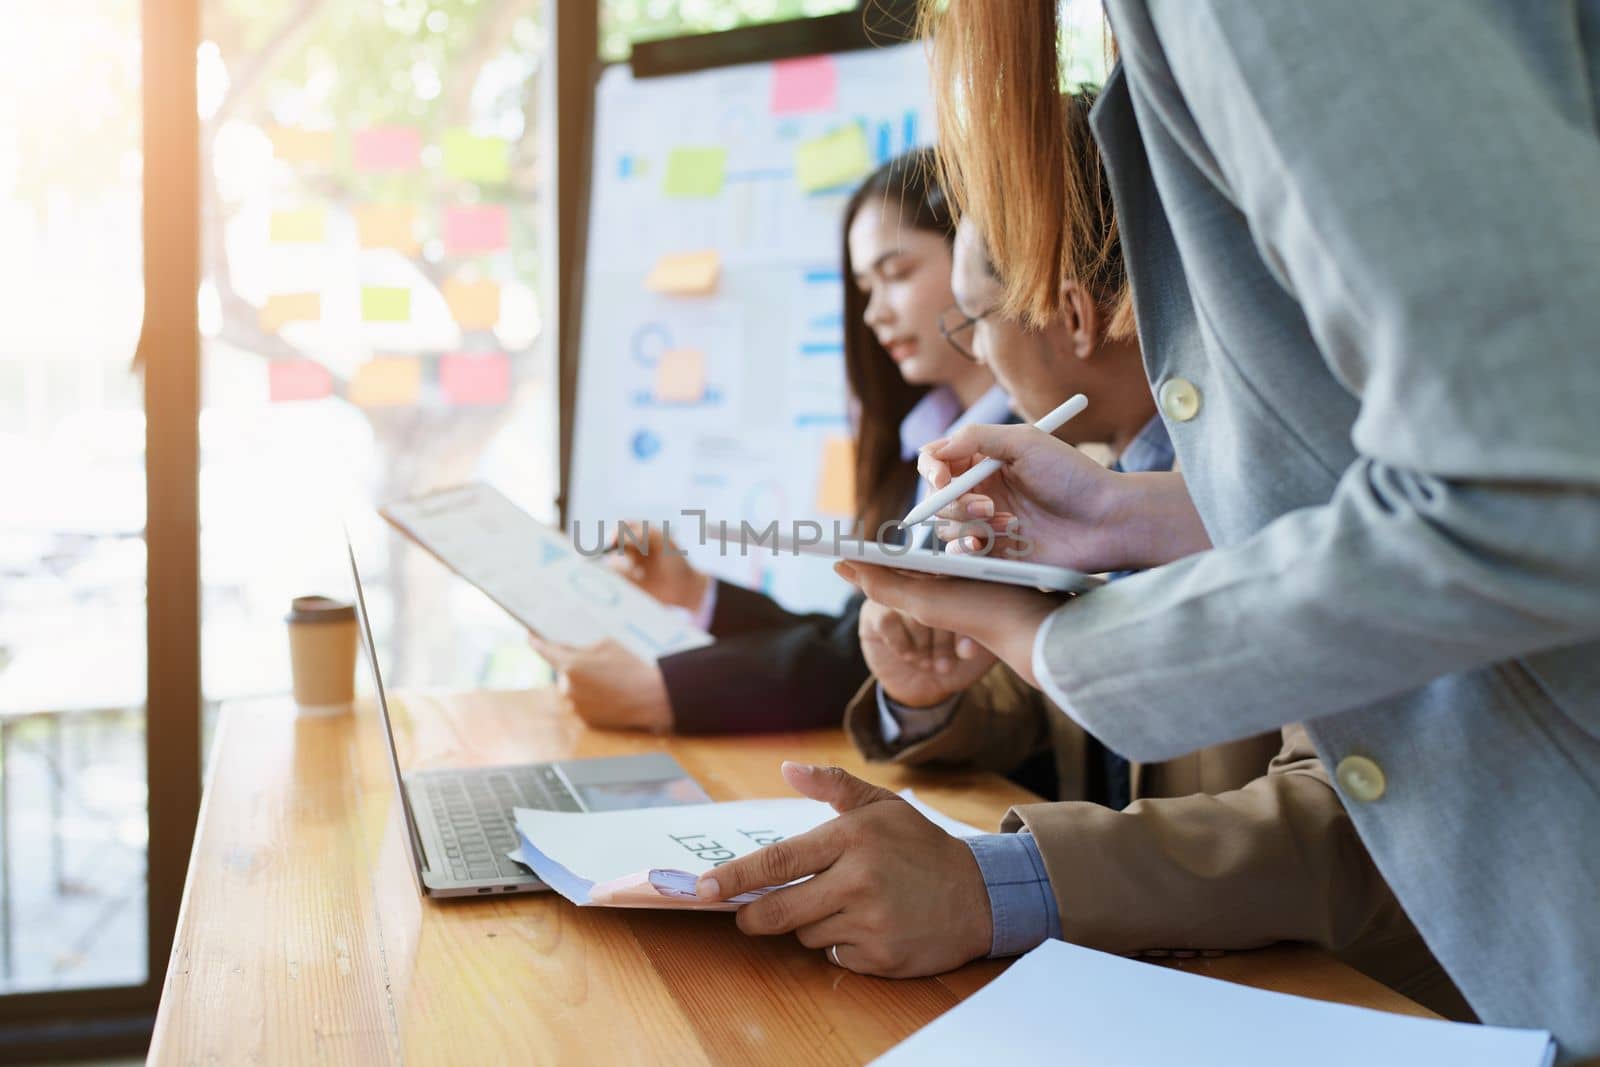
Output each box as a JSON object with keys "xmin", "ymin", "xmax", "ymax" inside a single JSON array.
[{"xmin": 347, "ymin": 537, "xmax": 710, "ymax": 898}]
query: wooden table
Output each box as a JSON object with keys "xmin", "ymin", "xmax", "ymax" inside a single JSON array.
[{"xmin": 150, "ymin": 688, "xmax": 1432, "ymax": 1064}]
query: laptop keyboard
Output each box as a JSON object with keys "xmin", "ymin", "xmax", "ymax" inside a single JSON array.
[{"xmin": 421, "ymin": 766, "xmax": 582, "ymax": 883}]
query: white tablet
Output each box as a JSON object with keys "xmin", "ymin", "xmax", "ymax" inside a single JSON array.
[
  {"xmin": 705, "ymin": 527, "xmax": 1103, "ymax": 594},
  {"xmin": 381, "ymin": 483, "xmax": 714, "ymax": 661}
]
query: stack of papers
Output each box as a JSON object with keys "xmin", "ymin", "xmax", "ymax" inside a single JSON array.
[
  {"xmin": 874, "ymin": 939, "xmax": 1557, "ymax": 1066},
  {"xmin": 509, "ymin": 790, "xmax": 983, "ymax": 911}
]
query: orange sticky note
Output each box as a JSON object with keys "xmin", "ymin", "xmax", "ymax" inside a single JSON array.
[
  {"xmin": 269, "ymin": 207, "xmax": 326, "ymax": 243},
  {"xmin": 348, "ymin": 357, "xmax": 422, "ymax": 408},
  {"xmin": 653, "ymin": 348, "xmax": 707, "ymax": 404},
  {"xmin": 644, "ymin": 250, "xmax": 720, "ymax": 296},
  {"xmin": 269, "ymin": 126, "xmax": 335, "ymax": 166},
  {"xmin": 354, "ymin": 204, "xmax": 419, "ymax": 253},
  {"xmin": 442, "ymin": 278, "xmax": 501, "ymax": 330},
  {"xmin": 258, "ymin": 292, "xmax": 321, "ymax": 331},
  {"xmin": 815, "ymin": 435, "xmax": 856, "ymax": 516}
]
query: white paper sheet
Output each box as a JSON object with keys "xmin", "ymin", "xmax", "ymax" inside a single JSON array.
[
  {"xmin": 382, "ymin": 482, "xmax": 713, "ymax": 661},
  {"xmin": 510, "ymin": 789, "xmax": 983, "ymax": 910},
  {"xmin": 873, "ymin": 939, "xmax": 1557, "ymax": 1067}
]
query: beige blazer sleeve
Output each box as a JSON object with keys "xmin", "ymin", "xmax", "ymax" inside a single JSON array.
[
  {"xmin": 1002, "ymin": 724, "xmax": 1463, "ymax": 1014},
  {"xmin": 843, "ymin": 663, "xmax": 1059, "ymax": 774}
]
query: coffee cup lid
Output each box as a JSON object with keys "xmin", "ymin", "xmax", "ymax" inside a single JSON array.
[{"xmin": 285, "ymin": 595, "xmax": 356, "ymax": 624}]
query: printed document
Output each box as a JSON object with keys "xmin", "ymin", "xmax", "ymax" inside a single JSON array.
[{"xmin": 873, "ymin": 939, "xmax": 1557, "ymax": 1067}]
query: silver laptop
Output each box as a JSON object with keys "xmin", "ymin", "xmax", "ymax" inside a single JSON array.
[{"xmin": 348, "ymin": 537, "xmax": 709, "ymax": 898}]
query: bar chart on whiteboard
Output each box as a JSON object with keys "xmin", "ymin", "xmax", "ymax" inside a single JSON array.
[{"xmin": 569, "ymin": 44, "xmax": 934, "ymax": 614}]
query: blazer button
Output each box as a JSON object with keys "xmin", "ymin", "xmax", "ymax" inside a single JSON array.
[
  {"xmin": 1335, "ymin": 755, "xmax": 1387, "ymax": 802},
  {"xmin": 1158, "ymin": 377, "xmax": 1201, "ymax": 421}
]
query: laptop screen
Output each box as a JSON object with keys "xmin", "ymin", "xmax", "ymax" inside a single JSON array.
[{"xmin": 347, "ymin": 536, "xmax": 431, "ymax": 882}]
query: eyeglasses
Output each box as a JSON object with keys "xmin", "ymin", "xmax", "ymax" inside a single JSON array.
[{"xmin": 938, "ymin": 302, "xmax": 997, "ymax": 363}]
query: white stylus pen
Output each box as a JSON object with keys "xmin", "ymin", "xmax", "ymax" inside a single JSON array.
[{"xmin": 897, "ymin": 393, "xmax": 1088, "ymax": 530}]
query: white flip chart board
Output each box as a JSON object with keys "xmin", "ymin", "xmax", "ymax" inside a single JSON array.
[{"xmin": 569, "ymin": 43, "xmax": 934, "ymax": 614}]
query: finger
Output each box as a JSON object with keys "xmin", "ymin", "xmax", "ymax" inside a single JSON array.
[
  {"xmin": 934, "ymin": 496, "xmax": 994, "ymax": 530},
  {"xmin": 528, "ymin": 635, "xmax": 580, "ymax": 671},
  {"xmin": 793, "ymin": 914, "xmax": 855, "ymax": 953},
  {"xmin": 735, "ymin": 872, "xmax": 843, "ymax": 936},
  {"xmin": 915, "ymin": 449, "xmax": 953, "ymax": 491},
  {"xmin": 849, "ymin": 566, "xmax": 988, "ymax": 637},
  {"xmin": 697, "ymin": 823, "xmax": 845, "ymax": 901},
  {"xmin": 846, "ymin": 563, "xmax": 924, "ymax": 613},
  {"xmin": 780, "ymin": 762, "xmax": 897, "ymax": 814},
  {"xmin": 930, "ymin": 422, "xmax": 1042, "ymax": 466},
  {"xmin": 928, "ymin": 626, "xmax": 958, "ymax": 673},
  {"xmin": 901, "ymin": 614, "xmax": 933, "ymax": 663},
  {"xmin": 955, "ymin": 635, "xmax": 983, "ymax": 660},
  {"xmin": 877, "ymin": 610, "xmax": 917, "ymax": 660}
]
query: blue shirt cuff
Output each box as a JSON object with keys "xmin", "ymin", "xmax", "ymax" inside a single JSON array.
[
  {"xmin": 964, "ymin": 832, "xmax": 1062, "ymax": 958},
  {"xmin": 874, "ymin": 682, "xmax": 959, "ymax": 747}
]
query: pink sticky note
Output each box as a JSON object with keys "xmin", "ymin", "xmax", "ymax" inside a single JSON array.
[
  {"xmin": 268, "ymin": 359, "xmax": 333, "ymax": 403},
  {"xmin": 443, "ymin": 205, "xmax": 509, "ymax": 255},
  {"xmin": 440, "ymin": 352, "xmax": 510, "ymax": 406},
  {"xmin": 771, "ymin": 55, "xmax": 837, "ymax": 114},
  {"xmin": 354, "ymin": 126, "xmax": 422, "ymax": 172}
]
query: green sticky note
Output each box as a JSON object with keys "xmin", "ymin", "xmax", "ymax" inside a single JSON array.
[
  {"xmin": 663, "ymin": 147, "xmax": 727, "ymax": 198},
  {"xmin": 443, "ymin": 130, "xmax": 509, "ymax": 184},
  {"xmin": 361, "ymin": 286, "xmax": 411, "ymax": 323},
  {"xmin": 794, "ymin": 124, "xmax": 871, "ymax": 193}
]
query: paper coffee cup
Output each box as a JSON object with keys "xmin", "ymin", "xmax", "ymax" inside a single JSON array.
[{"xmin": 285, "ymin": 595, "xmax": 358, "ymax": 715}]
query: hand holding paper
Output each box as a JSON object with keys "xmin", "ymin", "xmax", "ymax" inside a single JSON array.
[
  {"xmin": 509, "ymin": 769, "xmax": 981, "ymax": 931},
  {"xmin": 695, "ymin": 763, "xmax": 995, "ymax": 978}
]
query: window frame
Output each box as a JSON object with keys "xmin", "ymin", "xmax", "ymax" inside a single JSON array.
[{"xmin": 0, "ymin": 0, "xmax": 201, "ymax": 1056}]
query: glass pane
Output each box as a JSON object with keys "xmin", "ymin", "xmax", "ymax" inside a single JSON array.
[
  {"xmin": 600, "ymin": 0, "xmax": 857, "ymax": 62},
  {"xmin": 0, "ymin": 1, "xmax": 148, "ymax": 994},
  {"xmin": 199, "ymin": 1, "xmax": 558, "ymax": 735}
]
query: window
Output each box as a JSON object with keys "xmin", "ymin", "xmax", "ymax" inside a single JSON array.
[
  {"xmin": 0, "ymin": 0, "xmax": 150, "ymax": 998},
  {"xmin": 198, "ymin": 0, "xmax": 561, "ymax": 713}
]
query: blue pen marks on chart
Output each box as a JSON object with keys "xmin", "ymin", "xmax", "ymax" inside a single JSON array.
[
  {"xmin": 631, "ymin": 428, "xmax": 662, "ymax": 461},
  {"xmin": 631, "ymin": 323, "xmax": 673, "ymax": 367}
]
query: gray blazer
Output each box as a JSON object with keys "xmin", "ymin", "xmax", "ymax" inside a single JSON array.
[{"xmin": 1033, "ymin": 2, "xmax": 1600, "ymax": 1058}]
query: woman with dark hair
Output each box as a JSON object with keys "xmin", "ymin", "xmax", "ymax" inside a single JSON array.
[{"xmin": 533, "ymin": 147, "xmax": 1003, "ymax": 735}]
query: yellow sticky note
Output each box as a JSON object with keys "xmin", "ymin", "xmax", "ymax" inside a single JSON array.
[
  {"xmin": 269, "ymin": 208, "xmax": 326, "ymax": 244},
  {"xmin": 653, "ymin": 348, "xmax": 707, "ymax": 404},
  {"xmin": 644, "ymin": 250, "xmax": 720, "ymax": 296},
  {"xmin": 348, "ymin": 357, "xmax": 422, "ymax": 408},
  {"xmin": 354, "ymin": 204, "xmax": 419, "ymax": 253},
  {"xmin": 815, "ymin": 435, "xmax": 856, "ymax": 516},
  {"xmin": 443, "ymin": 130, "xmax": 509, "ymax": 183},
  {"xmin": 361, "ymin": 286, "xmax": 411, "ymax": 322},
  {"xmin": 663, "ymin": 147, "xmax": 726, "ymax": 198},
  {"xmin": 442, "ymin": 278, "xmax": 501, "ymax": 330},
  {"xmin": 794, "ymin": 125, "xmax": 871, "ymax": 193},
  {"xmin": 258, "ymin": 292, "xmax": 321, "ymax": 332},
  {"xmin": 269, "ymin": 126, "xmax": 335, "ymax": 166}
]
